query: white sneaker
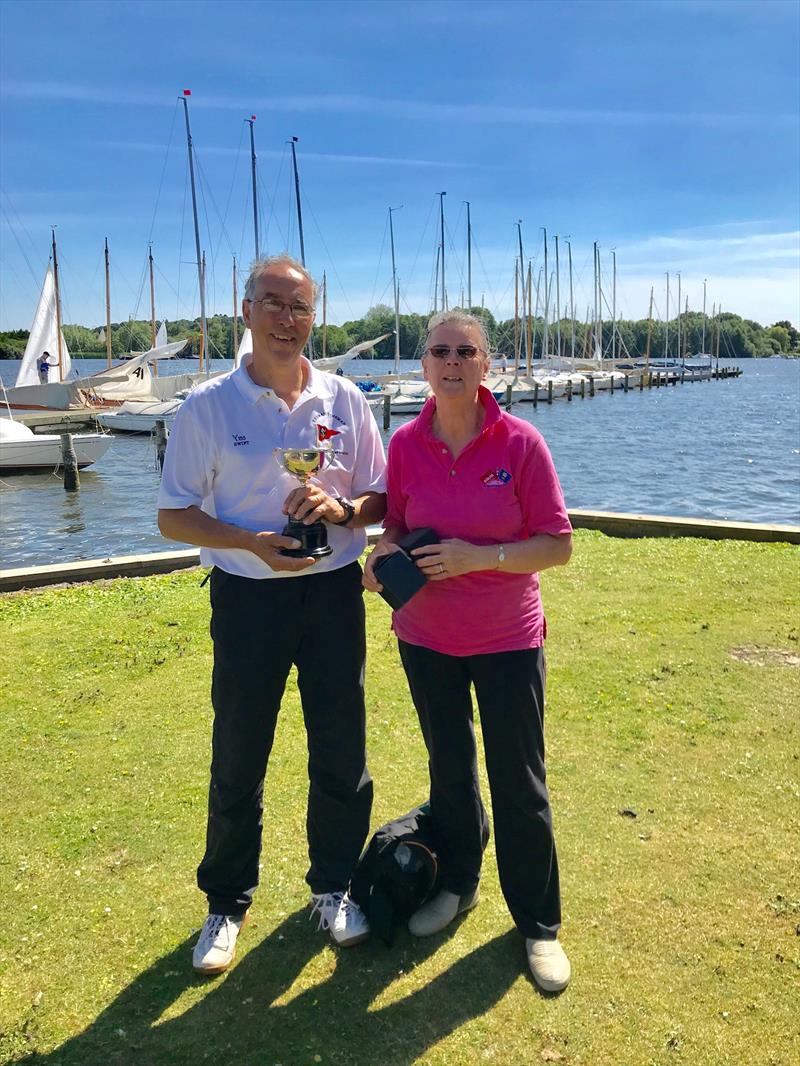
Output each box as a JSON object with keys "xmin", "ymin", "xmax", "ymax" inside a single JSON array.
[
  {"xmin": 309, "ymin": 891, "xmax": 370, "ymax": 947},
  {"xmin": 192, "ymin": 913, "xmax": 247, "ymax": 975},
  {"xmin": 526, "ymin": 937, "xmax": 571, "ymax": 992}
]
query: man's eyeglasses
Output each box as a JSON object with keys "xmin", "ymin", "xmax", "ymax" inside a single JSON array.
[
  {"xmin": 247, "ymin": 295, "xmax": 314, "ymax": 320},
  {"xmin": 425, "ymin": 345, "xmax": 485, "ymax": 360}
]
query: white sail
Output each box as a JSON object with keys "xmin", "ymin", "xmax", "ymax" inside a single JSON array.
[
  {"xmin": 235, "ymin": 327, "xmax": 251, "ymax": 368},
  {"xmin": 16, "ymin": 265, "xmax": 72, "ymax": 386},
  {"xmin": 155, "ymin": 321, "xmax": 168, "ymax": 347}
]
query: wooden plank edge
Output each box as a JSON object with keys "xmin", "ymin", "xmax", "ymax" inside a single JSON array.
[{"xmin": 2, "ymin": 515, "xmax": 798, "ymax": 593}]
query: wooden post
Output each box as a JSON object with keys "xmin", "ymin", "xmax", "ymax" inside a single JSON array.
[
  {"xmin": 580, "ymin": 377, "xmax": 585, "ymax": 399},
  {"xmin": 624, "ymin": 373, "xmax": 629, "ymax": 392},
  {"xmin": 383, "ymin": 393, "xmax": 391, "ymax": 431},
  {"xmin": 588, "ymin": 374, "xmax": 595, "ymax": 397},
  {"xmin": 60, "ymin": 433, "xmax": 79, "ymax": 491},
  {"xmin": 566, "ymin": 378, "xmax": 572, "ymax": 402},
  {"xmin": 639, "ymin": 371, "xmax": 644, "ymax": 390},
  {"xmin": 154, "ymin": 420, "xmax": 169, "ymax": 473},
  {"xmin": 680, "ymin": 369, "xmax": 686, "ymax": 384},
  {"xmin": 505, "ymin": 383, "xmax": 513, "ymax": 411},
  {"xmin": 533, "ymin": 382, "xmax": 539, "ymax": 407},
  {"xmin": 547, "ymin": 380, "xmax": 553, "ymax": 404},
  {"xmin": 610, "ymin": 374, "xmax": 615, "ymax": 395}
]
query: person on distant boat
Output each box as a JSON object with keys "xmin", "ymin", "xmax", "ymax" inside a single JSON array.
[
  {"xmin": 157, "ymin": 255, "xmax": 387, "ymax": 975},
  {"xmin": 499, "ymin": 353, "xmax": 507, "ymax": 374},
  {"xmin": 363, "ymin": 310, "xmax": 573, "ymax": 993},
  {"xmin": 37, "ymin": 351, "xmax": 53, "ymax": 383}
]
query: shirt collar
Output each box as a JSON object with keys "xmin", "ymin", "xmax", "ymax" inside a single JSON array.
[
  {"xmin": 232, "ymin": 353, "xmax": 336, "ymax": 406},
  {"xmin": 416, "ymin": 384, "xmax": 503, "ymax": 440}
]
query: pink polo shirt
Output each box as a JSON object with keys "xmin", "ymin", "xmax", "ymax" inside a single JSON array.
[{"xmin": 384, "ymin": 386, "xmax": 571, "ymax": 657}]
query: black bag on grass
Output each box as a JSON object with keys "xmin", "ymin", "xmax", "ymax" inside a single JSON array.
[{"xmin": 349, "ymin": 804, "xmax": 440, "ymax": 946}]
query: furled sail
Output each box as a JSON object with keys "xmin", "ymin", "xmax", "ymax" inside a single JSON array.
[
  {"xmin": 155, "ymin": 321, "xmax": 168, "ymax": 347},
  {"xmin": 16, "ymin": 265, "xmax": 72, "ymax": 386}
]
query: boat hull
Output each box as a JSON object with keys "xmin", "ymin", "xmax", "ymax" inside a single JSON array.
[{"xmin": 0, "ymin": 433, "xmax": 112, "ymax": 472}]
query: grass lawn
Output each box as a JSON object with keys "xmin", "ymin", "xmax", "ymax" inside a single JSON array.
[{"xmin": 0, "ymin": 531, "xmax": 798, "ymax": 1066}]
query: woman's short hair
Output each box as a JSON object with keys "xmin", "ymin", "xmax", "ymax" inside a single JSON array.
[
  {"xmin": 244, "ymin": 255, "xmax": 319, "ymax": 304},
  {"xmin": 425, "ymin": 310, "xmax": 490, "ymax": 355}
]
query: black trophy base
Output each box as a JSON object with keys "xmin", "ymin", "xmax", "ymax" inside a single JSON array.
[{"xmin": 280, "ymin": 517, "xmax": 333, "ymax": 559}]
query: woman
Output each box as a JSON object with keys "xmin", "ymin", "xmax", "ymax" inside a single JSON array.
[{"xmin": 363, "ymin": 310, "xmax": 573, "ymax": 992}]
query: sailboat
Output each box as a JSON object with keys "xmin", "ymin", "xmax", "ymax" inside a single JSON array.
[{"xmin": 0, "ymin": 414, "xmax": 111, "ymax": 472}]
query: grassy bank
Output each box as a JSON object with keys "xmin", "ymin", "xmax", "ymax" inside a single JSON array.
[{"xmin": 1, "ymin": 531, "xmax": 798, "ymax": 1066}]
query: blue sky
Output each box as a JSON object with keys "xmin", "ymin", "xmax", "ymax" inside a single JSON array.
[{"xmin": 1, "ymin": 0, "xmax": 798, "ymax": 332}]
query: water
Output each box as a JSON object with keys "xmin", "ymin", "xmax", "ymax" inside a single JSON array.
[{"xmin": 1, "ymin": 357, "xmax": 798, "ymax": 568}]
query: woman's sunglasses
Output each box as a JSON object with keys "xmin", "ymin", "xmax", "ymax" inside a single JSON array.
[{"xmin": 425, "ymin": 345, "xmax": 485, "ymax": 360}]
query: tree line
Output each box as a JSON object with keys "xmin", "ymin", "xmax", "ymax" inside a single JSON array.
[{"xmin": 0, "ymin": 309, "xmax": 797, "ymax": 362}]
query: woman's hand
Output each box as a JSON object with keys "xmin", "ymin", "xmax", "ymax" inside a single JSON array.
[
  {"xmin": 362, "ymin": 540, "xmax": 402, "ymax": 592},
  {"xmin": 411, "ymin": 538, "xmax": 485, "ymax": 581}
]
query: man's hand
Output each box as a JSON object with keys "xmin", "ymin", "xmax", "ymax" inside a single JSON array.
[
  {"xmin": 283, "ymin": 484, "xmax": 346, "ymax": 526},
  {"xmin": 249, "ymin": 530, "xmax": 316, "ymax": 572},
  {"xmin": 362, "ymin": 540, "xmax": 402, "ymax": 592}
]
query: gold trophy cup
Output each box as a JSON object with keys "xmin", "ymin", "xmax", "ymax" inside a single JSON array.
[{"xmin": 273, "ymin": 444, "xmax": 334, "ymax": 558}]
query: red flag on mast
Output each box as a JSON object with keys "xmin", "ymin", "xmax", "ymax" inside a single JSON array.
[{"xmin": 183, "ymin": 89, "xmax": 192, "ymax": 96}]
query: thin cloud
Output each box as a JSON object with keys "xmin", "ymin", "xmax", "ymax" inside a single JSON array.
[
  {"xmin": 95, "ymin": 138, "xmax": 481, "ymax": 169},
  {"xmin": 3, "ymin": 80, "xmax": 796, "ymax": 128}
]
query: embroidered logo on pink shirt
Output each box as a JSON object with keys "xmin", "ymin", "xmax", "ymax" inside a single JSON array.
[{"xmin": 481, "ymin": 468, "xmax": 511, "ymax": 487}]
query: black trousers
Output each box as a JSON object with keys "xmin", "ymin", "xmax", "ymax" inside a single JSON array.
[
  {"xmin": 198, "ymin": 562, "xmax": 373, "ymax": 915},
  {"xmin": 398, "ymin": 640, "xmax": 561, "ymax": 940}
]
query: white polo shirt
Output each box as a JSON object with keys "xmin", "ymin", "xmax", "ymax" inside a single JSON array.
[{"xmin": 157, "ymin": 355, "xmax": 387, "ymax": 579}]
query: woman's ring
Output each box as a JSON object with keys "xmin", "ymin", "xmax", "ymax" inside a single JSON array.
[{"xmin": 439, "ymin": 563, "xmax": 445, "ymax": 574}]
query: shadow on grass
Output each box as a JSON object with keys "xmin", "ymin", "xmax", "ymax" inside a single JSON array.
[{"xmin": 19, "ymin": 910, "xmax": 520, "ymax": 1066}]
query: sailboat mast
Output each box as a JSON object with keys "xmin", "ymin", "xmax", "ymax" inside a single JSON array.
[
  {"xmin": 533, "ymin": 268, "xmax": 542, "ymax": 363},
  {"xmin": 200, "ymin": 251, "xmax": 207, "ymax": 371},
  {"xmin": 232, "ymin": 257, "xmax": 239, "ymax": 356},
  {"xmin": 465, "ymin": 200, "xmax": 472, "ymax": 308},
  {"xmin": 526, "ymin": 261, "xmax": 533, "ymax": 377},
  {"xmin": 567, "ymin": 239, "xmax": 575, "ymax": 364},
  {"xmin": 389, "ymin": 205, "xmax": 402, "ymax": 374},
  {"xmin": 322, "ymin": 271, "xmax": 327, "ymax": 359},
  {"xmin": 664, "ymin": 273, "xmax": 670, "ymax": 361},
  {"xmin": 702, "ymin": 279, "xmax": 707, "ymax": 355},
  {"xmin": 181, "ymin": 90, "xmax": 209, "ymax": 378},
  {"xmin": 597, "ymin": 247, "xmax": 603, "ymax": 358},
  {"xmin": 676, "ymin": 272, "xmax": 682, "ymax": 367},
  {"xmin": 516, "ymin": 221, "xmax": 526, "ymax": 366},
  {"xmin": 148, "ymin": 243, "xmax": 159, "ymax": 376},
  {"xmin": 247, "ymin": 117, "xmax": 260, "ymax": 260},
  {"xmin": 290, "ymin": 137, "xmax": 306, "ymax": 266},
  {"xmin": 441, "ymin": 191, "xmax": 448, "ymax": 311},
  {"xmin": 554, "ymin": 235, "xmax": 561, "ymax": 360},
  {"xmin": 148, "ymin": 245, "xmax": 157, "ymax": 348},
  {"xmin": 513, "ymin": 260, "xmax": 520, "ymax": 371},
  {"xmin": 611, "ymin": 250, "xmax": 617, "ymax": 362},
  {"xmin": 542, "ymin": 228, "xmax": 549, "ymax": 359},
  {"xmin": 105, "ymin": 237, "xmax": 113, "ymax": 369},
  {"xmin": 645, "ymin": 286, "xmax": 654, "ymax": 369},
  {"xmin": 51, "ymin": 229, "xmax": 64, "ymax": 380}
]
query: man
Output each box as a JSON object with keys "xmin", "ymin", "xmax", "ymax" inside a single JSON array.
[
  {"xmin": 38, "ymin": 351, "xmax": 52, "ymax": 384},
  {"xmin": 157, "ymin": 255, "xmax": 387, "ymax": 975}
]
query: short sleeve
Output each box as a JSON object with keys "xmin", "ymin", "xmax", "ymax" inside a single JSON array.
[
  {"xmin": 517, "ymin": 435, "xmax": 572, "ymax": 537},
  {"xmin": 383, "ymin": 432, "xmax": 410, "ymax": 534},
  {"xmin": 156, "ymin": 399, "xmax": 214, "ymax": 510},
  {"xmin": 349, "ymin": 390, "xmax": 387, "ymax": 497}
]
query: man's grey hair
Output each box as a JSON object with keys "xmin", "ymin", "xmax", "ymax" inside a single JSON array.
[
  {"xmin": 244, "ymin": 254, "xmax": 320, "ymax": 304},
  {"xmin": 425, "ymin": 309, "xmax": 490, "ymax": 355}
]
